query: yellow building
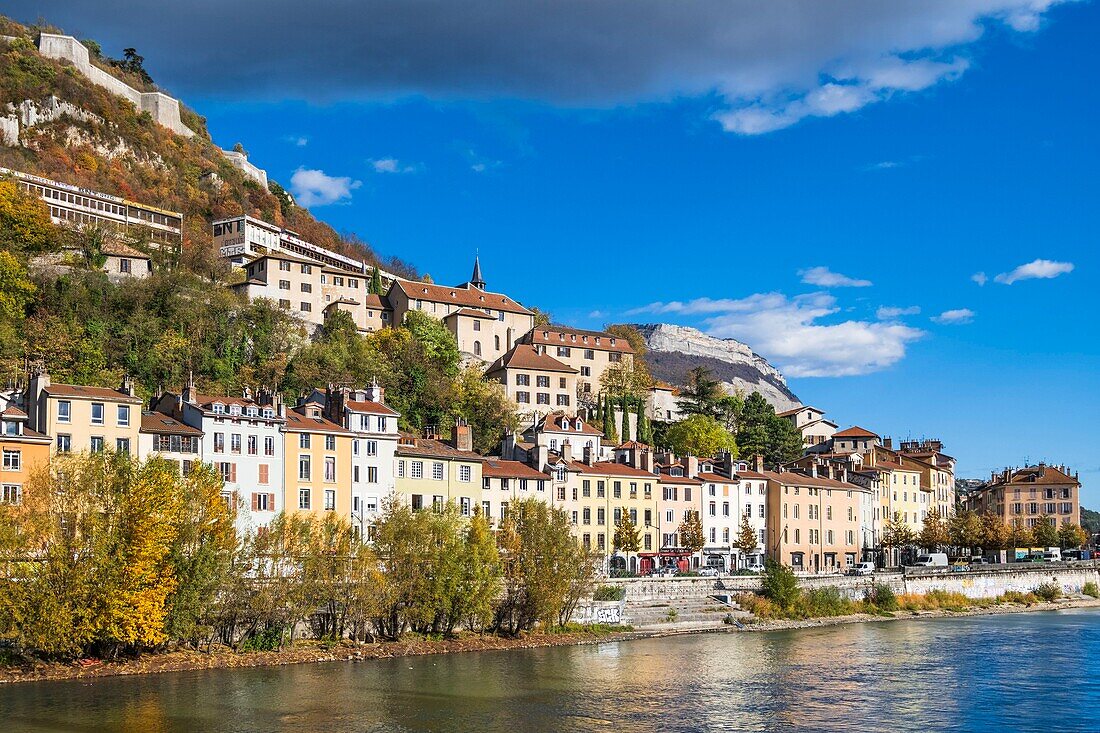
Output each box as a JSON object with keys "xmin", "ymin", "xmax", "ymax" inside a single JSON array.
[
  {"xmin": 394, "ymin": 422, "xmax": 484, "ymax": 516},
  {"xmin": 763, "ymin": 469, "xmax": 868, "ymax": 572},
  {"xmin": 283, "ymin": 402, "xmax": 354, "ymax": 518},
  {"xmin": 26, "ymin": 371, "xmax": 142, "ymax": 457},
  {"xmin": 0, "ymin": 405, "xmax": 51, "ymax": 506}
]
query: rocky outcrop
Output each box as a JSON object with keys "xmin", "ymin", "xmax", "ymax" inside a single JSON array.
[{"xmin": 633, "ymin": 323, "xmax": 800, "ymax": 411}]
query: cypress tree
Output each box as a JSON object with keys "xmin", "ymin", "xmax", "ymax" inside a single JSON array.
[
  {"xmin": 620, "ymin": 395, "xmax": 630, "ymax": 443},
  {"xmin": 636, "ymin": 398, "xmax": 651, "ymax": 445},
  {"xmin": 603, "ymin": 394, "xmax": 618, "ymax": 444},
  {"xmin": 369, "ymin": 266, "xmax": 383, "ymax": 295}
]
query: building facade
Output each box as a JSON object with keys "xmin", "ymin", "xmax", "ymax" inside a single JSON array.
[
  {"xmin": 26, "ymin": 371, "xmax": 142, "ymax": 457},
  {"xmin": 0, "ymin": 405, "xmax": 51, "ymax": 506},
  {"xmin": 485, "ymin": 344, "xmax": 578, "ymax": 418},
  {"xmin": 519, "ymin": 325, "xmax": 635, "ymax": 403},
  {"xmin": 966, "ymin": 464, "xmax": 1081, "ymax": 530}
]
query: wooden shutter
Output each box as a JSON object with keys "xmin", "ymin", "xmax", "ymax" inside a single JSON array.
[
  {"xmin": 268, "ymin": 493, "xmax": 276, "ymax": 511},
  {"xmin": 230, "ymin": 463, "xmax": 237, "ymax": 482},
  {"xmin": 251, "ymin": 493, "xmax": 258, "ymax": 511},
  {"xmin": 259, "ymin": 463, "xmax": 268, "ymax": 485}
]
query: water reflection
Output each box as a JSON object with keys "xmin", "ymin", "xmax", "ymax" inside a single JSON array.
[{"xmin": 4, "ymin": 610, "xmax": 1100, "ymax": 732}]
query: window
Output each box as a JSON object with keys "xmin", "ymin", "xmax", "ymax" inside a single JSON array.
[
  {"xmin": 556, "ymin": 394, "xmax": 570, "ymax": 406},
  {"xmin": 516, "ymin": 374, "xmax": 530, "ymax": 386},
  {"xmin": 264, "ymin": 436, "xmax": 275, "ymax": 456},
  {"xmin": 584, "ymin": 349, "xmax": 594, "ymax": 360},
  {"xmin": 57, "ymin": 400, "xmax": 71, "ymax": 423},
  {"xmin": 301, "ymin": 283, "xmax": 312, "ymax": 293},
  {"xmin": 537, "ymin": 393, "xmax": 550, "ymax": 405},
  {"xmin": 536, "ymin": 375, "xmax": 550, "ymax": 388},
  {"xmin": 474, "ymin": 341, "xmax": 482, "ymax": 357},
  {"xmin": 299, "ymin": 455, "xmax": 311, "ymax": 480},
  {"xmin": 597, "ymin": 481, "xmax": 605, "ymax": 498},
  {"xmin": 368, "ymin": 466, "xmax": 378, "ymax": 483},
  {"xmin": 117, "ymin": 405, "xmax": 130, "ymax": 427},
  {"xmin": 411, "ymin": 461, "xmax": 423, "ymax": 479},
  {"xmin": 300, "ymin": 433, "xmax": 311, "ymax": 449},
  {"xmin": 90, "ymin": 436, "xmax": 104, "ymax": 453},
  {"xmin": 214, "ymin": 432, "xmax": 225, "ymax": 453},
  {"xmin": 279, "ymin": 280, "xmax": 291, "ymax": 290},
  {"xmin": 56, "ymin": 434, "xmax": 71, "ymax": 452},
  {"xmin": 366, "ymin": 440, "xmax": 378, "ymax": 456},
  {"xmin": 231, "ymin": 433, "xmax": 241, "ymax": 454},
  {"xmin": 1, "ymin": 484, "xmax": 21, "ymax": 504},
  {"xmin": 116, "ymin": 438, "xmax": 130, "ymax": 455},
  {"xmin": 583, "ymin": 508, "xmax": 591, "ymax": 525},
  {"xmin": 459, "ymin": 465, "xmax": 472, "ymax": 482},
  {"xmin": 2, "ymin": 450, "xmax": 20, "ymax": 471},
  {"xmin": 411, "ymin": 494, "xmax": 423, "ymax": 511},
  {"xmin": 300, "ymin": 302, "xmax": 311, "ymax": 312},
  {"xmin": 325, "ymin": 435, "xmax": 336, "ymax": 451},
  {"xmin": 299, "ymin": 489, "xmax": 311, "ymax": 510},
  {"xmin": 247, "ymin": 435, "xmax": 258, "ymax": 455},
  {"xmin": 432, "ymin": 462, "xmax": 444, "ymax": 480},
  {"xmin": 516, "ymin": 391, "xmax": 530, "ymax": 404},
  {"xmin": 324, "ymin": 490, "xmax": 336, "ymax": 511},
  {"xmin": 325, "ymin": 456, "xmax": 336, "ymax": 482},
  {"xmin": 253, "ymin": 493, "xmax": 271, "ymax": 512},
  {"xmin": 301, "ymin": 264, "xmax": 312, "ymax": 274},
  {"xmin": 91, "ymin": 402, "xmax": 104, "ymax": 425}
]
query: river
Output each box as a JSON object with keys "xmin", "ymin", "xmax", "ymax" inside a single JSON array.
[{"xmin": 3, "ymin": 609, "xmax": 1099, "ymax": 732}]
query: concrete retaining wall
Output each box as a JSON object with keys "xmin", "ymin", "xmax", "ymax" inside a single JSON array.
[{"xmin": 37, "ymin": 34, "xmax": 194, "ymax": 138}]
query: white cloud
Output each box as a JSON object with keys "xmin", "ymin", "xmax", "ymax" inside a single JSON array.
[
  {"xmin": 284, "ymin": 135, "xmax": 309, "ymax": 146},
  {"xmin": 993, "ymin": 258, "xmax": 1075, "ymax": 284},
  {"xmin": 799, "ymin": 266, "xmax": 872, "ymax": 288},
  {"xmin": 877, "ymin": 305, "xmax": 921, "ymax": 320},
  {"xmin": 289, "ymin": 167, "xmax": 362, "ymax": 207},
  {"xmin": 932, "ymin": 308, "xmax": 975, "ymax": 324},
  {"xmin": 370, "ymin": 157, "xmax": 419, "ymax": 174},
  {"xmin": 632, "ymin": 292, "xmax": 924, "ymax": 378},
  {"xmin": 971, "ymin": 272, "xmax": 988, "ymax": 286}
]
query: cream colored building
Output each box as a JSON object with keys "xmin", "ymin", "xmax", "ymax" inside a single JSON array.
[
  {"xmin": 518, "ymin": 325, "xmax": 635, "ymax": 403},
  {"xmin": 394, "ymin": 423, "xmax": 484, "ymax": 516},
  {"xmin": 485, "ymin": 345, "xmax": 577, "ymax": 418},
  {"xmin": 480, "ymin": 458, "xmax": 552, "ymax": 528},
  {"xmin": 387, "ymin": 259, "xmax": 534, "ymax": 364},
  {"xmin": 778, "ymin": 405, "xmax": 837, "ymax": 449},
  {"xmin": 763, "ymin": 469, "xmax": 868, "ymax": 572},
  {"xmin": 138, "ymin": 411, "xmax": 202, "ymax": 475},
  {"xmin": 26, "ymin": 371, "xmax": 142, "ymax": 457}
]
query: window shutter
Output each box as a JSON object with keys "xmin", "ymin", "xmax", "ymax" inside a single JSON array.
[
  {"xmin": 259, "ymin": 464, "xmax": 268, "ymax": 485},
  {"xmin": 251, "ymin": 493, "xmax": 258, "ymax": 511},
  {"xmin": 268, "ymin": 493, "xmax": 276, "ymax": 511},
  {"xmin": 230, "ymin": 463, "xmax": 237, "ymax": 482}
]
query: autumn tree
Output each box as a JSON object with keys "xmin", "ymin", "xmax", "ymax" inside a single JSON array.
[
  {"xmin": 677, "ymin": 510, "xmax": 705, "ymax": 555},
  {"xmin": 735, "ymin": 513, "xmax": 759, "ymax": 568},
  {"xmin": 979, "ymin": 513, "xmax": 1012, "ymax": 554},
  {"xmin": 1010, "ymin": 522, "xmax": 1034, "ymax": 551},
  {"xmin": 881, "ymin": 512, "xmax": 916, "ymax": 564},
  {"xmin": 949, "ymin": 509, "xmax": 983, "ymax": 552},
  {"xmin": 0, "ymin": 178, "xmax": 59, "ymax": 254},
  {"xmin": 917, "ymin": 509, "xmax": 949, "ymax": 552},
  {"xmin": 613, "ymin": 507, "xmax": 641, "ymax": 555},
  {"xmin": 664, "ymin": 414, "xmax": 737, "ymax": 459}
]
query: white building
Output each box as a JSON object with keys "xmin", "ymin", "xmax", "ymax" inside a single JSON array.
[
  {"xmin": 138, "ymin": 410, "xmax": 202, "ymax": 475},
  {"xmin": 777, "ymin": 405, "xmax": 838, "ymax": 449},
  {"xmin": 153, "ymin": 383, "xmax": 286, "ymax": 535}
]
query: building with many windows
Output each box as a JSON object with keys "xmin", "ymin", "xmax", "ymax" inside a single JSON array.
[
  {"xmin": 394, "ymin": 422, "xmax": 484, "ymax": 516},
  {"xmin": 485, "ymin": 344, "xmax": 577, "ymax": 418},
  {"xmin": 763, "ymin": 468, "xmax": 868, "ymax": 573},
  {"xmin": 2, "ymin": 166, "xmax": 182, "ymax": 257},
  {"xmin": 480, "ymin": 458, "xmax": 552, "ymax": 529},
  {"xmin": 138, "ymin": 411, "xmax": 202, "ymax": 476},
  {"xmin": 0, "ymin": 405, "xmax": 51, "ymax": 507},
  {"xmin": 213, "ymin": 214, "xmax": 377, "ymax": 275},
  {"xmin": 25, "ymin": 370, "xmax": 142, "ymax": 457},
  {"xmin": 966, "ymin": 464, "xmax": 1081, "ymax": 530},
  {"xmin": 282, "ymin": 401, "xmax": 354, "ymax": 520},
  {"xmin": 777, "ymin": 405, "xmax": 837, "ymax": 449},
  {"xmin": 518, "ymin": 325, "xmax": 634, "ymax": 401}
]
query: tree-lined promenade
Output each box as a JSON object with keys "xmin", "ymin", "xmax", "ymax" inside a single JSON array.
[{"xmin": 0, "ymin": 452, "xmax": 598, "ymax": 662}]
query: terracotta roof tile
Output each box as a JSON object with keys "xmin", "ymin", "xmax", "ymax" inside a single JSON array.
[
  {"xmin": 45, "ymin": 383, "xmax": 142, "ymax": 403},
  {"xmin": 284, "ymin": 408, "xmax": 352, "ymax": 434},
  {"xmin": 482, "ymin": 459, "xmax": 547, "ymax": 480},
  {"xmin": 486, "ymin": 345, "xmax": 577, "ymax": 374},
  {"xmin": 140, "ymin": 412, "xmax": 203, "ymax": 436},
  {"xmin": 345, "ymin": 400, "xmax": 399, "ymax": 417},
  {"xmin": 523, "ymin": 326, "xmax": 635, "ymax": 353},
  {"xmin": 396, "ymin": 435, "xmax": 484, "ymax": 461},
  {"xmin": 393, "ymin": 280, "xmax": 533, "ymax": 315},
  {"xmin": 833, "ymin": 426, "xmax": 879, "ymax": 438}
]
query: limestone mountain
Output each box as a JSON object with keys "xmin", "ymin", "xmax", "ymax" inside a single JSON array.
[{"xmin": 631, "ymin": 323, "xmax": 800, "ymax": 412}]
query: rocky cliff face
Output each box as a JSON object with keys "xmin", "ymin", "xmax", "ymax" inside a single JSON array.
[{"xmin": 633, "ymin": 323, "xmax": 800, "ymax": 412}]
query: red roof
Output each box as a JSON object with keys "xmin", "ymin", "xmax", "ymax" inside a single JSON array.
[
  {"xmin": 523, "ymin": 326, "xmax": 635, "ymax": 354},
  {"xmin": 396, "ymin": 435, "xmax": 484, "ymax": 461},
  {"xmin": 393, "ymin": 280, "xmax": 533, "ymax": 315},
  {"xmin": 833, "ymin": 426, "xmax": 879, "ymax": 439},
  {"xmin": 140, "ymin": 412, "xmax": 203, "ymax": 436},
  {"xmin": 284, "ymin": 407, "xmax": 352, "ymax": 434},
  {"xmin": 566, "ymin": 460, "xmax": 656, "ymax": 478},
  {"xmin": 345, "ymin": 400, "xmax": 399, "ymax": 417},
  {"xmin": 485, "ymin": 345, "xmax": 576, "ymax": 374},
  {"xmin": 535, "ymin": 412, "xmax": 603, "ymax": 436},
  {"xmin": 482, "ymin": 459, "xmax": 547, "ymax": 480},
  {"xmin": 45, "ymin": 383, "xmax": 142, "ymax": 403}
]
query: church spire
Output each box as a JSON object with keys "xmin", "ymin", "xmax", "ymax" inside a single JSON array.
[{"xmin": 470, "ymin": 255, "xmax": 485, "ymax": 290}]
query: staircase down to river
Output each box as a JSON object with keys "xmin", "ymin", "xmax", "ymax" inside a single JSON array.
[{"xmin": 622, "ymin": 593, "xmax": 753, "ymax": 631}]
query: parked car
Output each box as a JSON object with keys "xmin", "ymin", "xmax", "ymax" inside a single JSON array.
[
  {"xmin": 848, "ymin": 562, "xmax": 875, "ymax": 576},
  {"xmin": 912, "ymin": 553, "xmax": 948, "ymax": 567},
  {"xmin": 697, "ymin": 566, "xmax": 721, "ymax": 577},
  {"xmin": 745, "ymin": 561, "xmax": 765, "ymax": 573},
  {"xmin": 1063, "ymin": 550, "xmax": 1086, "ymax": 561},
  {"xmin": 969, "ymin": 556, "xmax": 990, "ymax": 566}
]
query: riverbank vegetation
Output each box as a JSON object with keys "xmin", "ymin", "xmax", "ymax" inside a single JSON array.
[
  {"xmin": 0, "ymin": 452, "xmax": 597, "ymax": 665},
  {"xmin": 738, "ymin": 561, "xmax": 1083, "ymax": 621}
]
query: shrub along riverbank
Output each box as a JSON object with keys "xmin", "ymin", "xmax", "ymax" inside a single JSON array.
[
  {"xmin": 735, "ymin": 561, "xmax": 1098, "ymax": 621},
  {"xmin": 0, "ymin": 452, "xmax": 599, "ymax": 666}
]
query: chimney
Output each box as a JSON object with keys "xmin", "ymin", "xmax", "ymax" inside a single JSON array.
[
  {"xmin": 841, "ymin": 466, "xmax": 848, "ymax": 484},
  {"xmin": 640, "ymin": 448, "xmax": 651, "ymax": 473},
  {"xmin": 502, "ymin": 432, "xmax": 518, "ymax": 461},
  {"xmin": 27, "ymin": 367, "xmax": 50, "ymax": 433},
  {"xmin": 534, "ymin": 443, "xmax": 549, "ymax": 471},
  {"xmin": 365, "ymin": 378, "xmax": 384, "ymax": 404},
  {"xmin": 452, "ymin": 419, "xmax": 473, "ymax": 452},
  {"xmin": 810, "ymin": 462, "xmax": 818, "ymax": 478},
  {"xmin": 686, "ymin": 455, "xmax": 699, "ymax": 478},
  {"xmin": 182, "ymin": 372, "xmax": 196, "ymax": 405},
  {"xmin": 752, "ymin": 453, "xmax": 765, "ymax": 473},
  {"xmin": 583, "ymin": 444, "xmax": 594, "ymax": 466},
  {"xmin": 120, "ymin": 374, "xmax": 136, "ymax": 397},
  {"xmin": 883, "ymin": 437, "xmax": 893, "ymax": 450},
  {"xmin": 561, "ymin": 439, "xmax": 573, "ymax": 463},
  {"xmin": 242, "ymin": 385, "xmax": 253, "ymax": 401}
]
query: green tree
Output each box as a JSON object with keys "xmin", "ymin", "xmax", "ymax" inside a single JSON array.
[
  {"xmin": 369, "ymin": 266, "xmax": 384, "ymax": 295},
  {"xmin": 664, "ymin": 414, "xmax": 737, "ymax": 459},
  {"xmin": 676, "ymin": 366, "xmax": 724, "ymax": 418},
  {"xmin": 0, "ymin": 250, "xmax": 36, "ymax": 321},
  {"xmin": 979, "ymin": 512, "xmax": 1012, "ymax": 553},
  {"xmin": 449, "ymin": 365, "xmax": 519, "ymax": 453},
  {"xmin": 881, "ymin": 511, "xmax": 916, "ymax": 561},
  {"xmin": 1033, "ymin": 515, "xmax": 1059, "ymax": 547},
  {"xmin": 635, "ymin": 399, "xmax": 652, "ymax": 444},
  {"xmin": 736, "ymin": 392, "xmax": 801, "ymax": 467},
  {"xmin": 602, "ymin": 393, "xmax": 619, "ymax": 444},
  {"xmin": 677, "ymin": 510, "xmax": 705, "ymax": 555},
  {"xmin": 1057, "ymin": 522, "xmax": 1088, "ymax": 549},
  {"xmin": 619, "ymin": 395, "xmax": 630, "ymax": 443},
  {"xmin": 949, "ymin": 509, "xmax": 984, "ymax": 551},
  {"xmin": 761, "ymin": 560, "xmax": 800, "ymax": 611}
]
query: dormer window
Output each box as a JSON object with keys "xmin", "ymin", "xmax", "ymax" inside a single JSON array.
[
  {"xmin": 212, "ymin": 403, "xmax": 225, "ymax": 414},
  {"xmin": 246, "ymin": 406, "xmax": 258, "ymax": 417},
  {"xmin": 575, "ymin": 420, "xmax": 583, "ymax": 432},
  {"xmin": 229, "ymin": 404, "xmax": 242, "ymax": 416},
  {"xmin": 671, "ymin": 467, "xmax": 683, "ymax": 477},
  {"xmin": 3, "ymin": 421, "xmax": 18, "ymax": 436},
  {"xmin": 263, "ymin": 408, "xmax": 274, "ymax": 419}
]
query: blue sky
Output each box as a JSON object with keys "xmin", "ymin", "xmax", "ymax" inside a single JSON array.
[{"xmin": 12, "ymin": 1, "xmax": 1098, "ymax": 502}]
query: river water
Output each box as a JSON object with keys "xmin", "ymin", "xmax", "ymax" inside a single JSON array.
[{"xmin": 3, "ymin": 609, "xmax": 1099, "ymax": 732}]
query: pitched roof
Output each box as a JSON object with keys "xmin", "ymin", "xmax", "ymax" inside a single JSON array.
[
  {"xmin": 392, "ymin": 279, "xmax": 533, "ymax": 315},
  {"xmin": 102, "ymin": 241, "xmax": 149, "ymax": 259},
  {"xmin": 485, "ymin": 345, "xmax": 577, "ymax": 375},
  {"xmin": 140, "ymin": 411, "xmax": 203, "ymax": 436},
  {"xmin": 284, "ymin": 407, "xmax": 352, "ymax": 434},
  {"xmin": 758, "ymin": 469, "xmax": 864, "ymax": 491},
  {"xmin": 444, "ymin": 307, "xmax": 497, "ymax": 320},
  {"xmin": 617, "ymin": 440, "xmax": 650, "ymax": 450},
  {"xmin": 833, "ymin": 426, "xmax": 879, "ymax": 439},
  {"xmin": 565, "ymin": 460, "xmax": 657, "ymax": 478},
  {"xmin": 533, "ymin": 411, "xmax": 603, "ymax": 436},
  {"xmin": 523, "ymin": 325, "xmax": 635, "ymax": 353},
  {"xmin": 981, "ymin": 464, "xmax": 1079, "ymax": 489},
  {"xmin": 482, "ymin": 459, "xmax": 547, "ymax": 480},
  {"xmin": 776, "ymin": 405, "xmax": 820, "ymax": 417},
  {"xmin": 396, "ymin": 435, "xmax": 484, "ymax": 461},
  {"xmin": 362, "ymin": 293, "xmax": 388, "ymax": 309},
  {"xmin": 44, "ymin": 383, "xmax": 142, "ymax": 403},
  {"xmin": 345, "ymin": 400, "xmax": 399, "ymax": 417},
  {"xmin": 1, "ymin": 406, "xmax": 27, "ymax": 418}
]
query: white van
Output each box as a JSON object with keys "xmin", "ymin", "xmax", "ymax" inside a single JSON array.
[{"xmin": 912, "ymin": 553, "xmax": 948, "ymax": 567}]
